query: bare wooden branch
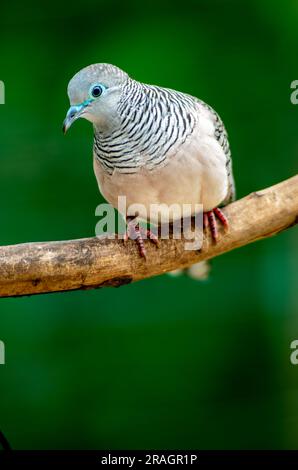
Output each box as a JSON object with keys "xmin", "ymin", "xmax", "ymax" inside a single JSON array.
[{"xmin": 0, "ymin": 175, "xmax": 297, "ymax": 298}]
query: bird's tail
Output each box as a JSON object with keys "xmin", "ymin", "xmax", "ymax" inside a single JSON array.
[{"xmin": 168, "ymin": 261, "xmax": 211, "ymax": 281}]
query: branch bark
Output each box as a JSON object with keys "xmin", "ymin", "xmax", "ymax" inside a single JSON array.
[{"xmin": 0, "ymin": 175, "xmax": 297, "ymax": 298}]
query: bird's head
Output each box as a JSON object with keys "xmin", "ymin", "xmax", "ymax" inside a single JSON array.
[{"xmin": 63, "ymin": 63, "xmax": 129, "ymax": 134}]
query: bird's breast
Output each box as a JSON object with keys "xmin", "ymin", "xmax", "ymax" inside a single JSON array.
[{"xmin": 93, "ymin": 127, "xmax": 228, "ymax": 224}]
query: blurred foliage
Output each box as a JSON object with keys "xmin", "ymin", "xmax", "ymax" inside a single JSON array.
[{"xmin": 0, "ymin": 0, "xmax": 297, "ymax": 449}]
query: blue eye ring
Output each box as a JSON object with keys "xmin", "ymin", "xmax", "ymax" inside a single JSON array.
[{"xmin": 90, "ymin": 84, "xmax": 104, "ymax": 98}]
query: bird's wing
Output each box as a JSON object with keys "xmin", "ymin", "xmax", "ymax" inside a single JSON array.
[{"xmin": 193, "ymin": 97, "xmax": 236, "ymax": 206}]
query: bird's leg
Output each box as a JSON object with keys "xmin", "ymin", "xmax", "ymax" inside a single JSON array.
[
  {"xmin": 125, "ymin": 217, "xmax": 159, "ymax": 259},
  {"xmin": 213, "ymin": 207, "xmax": 229, "ymax": 228},
  {"xmin": 130, "ymin": 221, "xmax": 147, "ymax": 259},
  {"xmin": 139, "ymin": 227, "xmax": 159, "ymax": 246},
  {"xmin": 203, "ymin": 208, "xmax": 229, "ymax": 242}
]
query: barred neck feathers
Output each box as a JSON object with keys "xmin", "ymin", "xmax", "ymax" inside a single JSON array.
[{"xmin": 93, "ymin": 79, "xmax": 198, "ymax": 174}]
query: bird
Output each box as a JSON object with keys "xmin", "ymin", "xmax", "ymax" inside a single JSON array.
[{"xmin": 63, "ymin": 63, "xmax": 235, "ymax": 276}]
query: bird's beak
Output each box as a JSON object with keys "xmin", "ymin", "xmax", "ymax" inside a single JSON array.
[{"xmin": 62, "ymin": 103, "xmax": 86, "ymax": 134}]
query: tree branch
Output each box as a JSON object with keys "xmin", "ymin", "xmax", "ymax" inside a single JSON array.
[{"xmin": 0, "ymin": 175, "xmax": 297, "ymax": 298}]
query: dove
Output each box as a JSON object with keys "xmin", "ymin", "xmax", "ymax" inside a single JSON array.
[{"xmin": 63, "ymin": 63, "xmax": 235, "ymax": 267}]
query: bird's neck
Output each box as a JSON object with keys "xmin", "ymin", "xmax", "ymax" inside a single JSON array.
[{"xmin": 92, "ymin": 107, "xmax": 122, "ymax": 136}]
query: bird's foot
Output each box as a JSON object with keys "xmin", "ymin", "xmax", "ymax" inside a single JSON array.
[
  {"xmin": 203, "ymin": 207, "xmax": 229, "ymax": 242},
  {"xmin": 124, "ymin": 220, "xmax": 159, "ymax": 259}
]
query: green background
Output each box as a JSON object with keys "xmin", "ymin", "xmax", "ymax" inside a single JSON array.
[{"xmin": 0, "ymin": 0, "xmax": 297, "ymax": 449}]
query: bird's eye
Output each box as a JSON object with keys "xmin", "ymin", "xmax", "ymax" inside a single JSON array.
[{"xmin": 91, "ymin": 85, "xmax": 104, "ymax": 98}]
